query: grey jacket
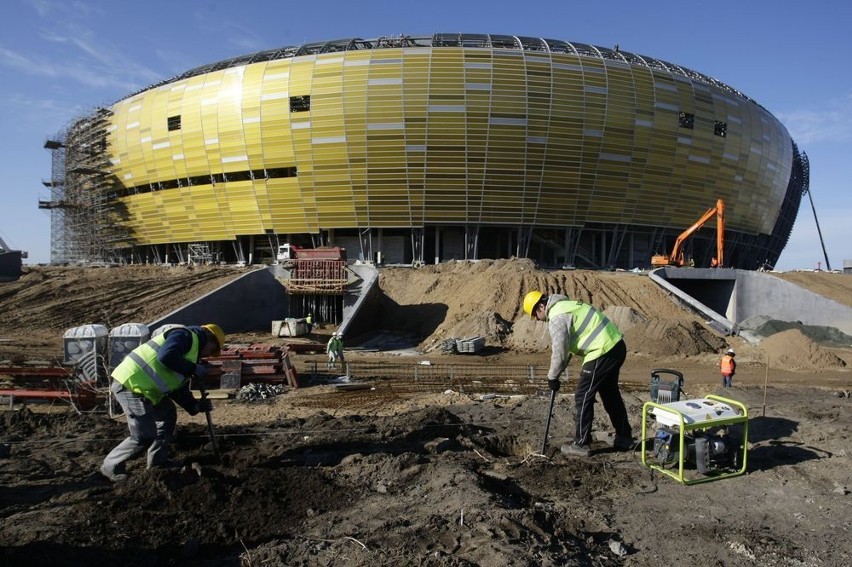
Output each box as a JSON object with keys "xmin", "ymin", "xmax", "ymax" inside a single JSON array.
[{"xmin": 544, "ymin": 294, "xmax": 574, "ymax": 381}]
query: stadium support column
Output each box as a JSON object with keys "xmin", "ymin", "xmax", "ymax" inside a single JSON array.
[
  {"xmin": 358, "ymin": 228, "xmax": 373, "ymax": 263},
  {"xmin": 411, "ymin": 228, "xmax": 424, "ymax": 266},
  {"xmin": 517, "ymin": 226, "xmax": 532, "ymax": 259},
  {"xmin": 434, "ymin": 228, "xmax": 440, "ymax": 264},
  {"xmin": 465, "ymin": 225, "xmax": 479, "ymax": 260}
]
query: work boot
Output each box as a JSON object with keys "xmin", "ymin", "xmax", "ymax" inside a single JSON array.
[
  {"xmin": 560, "ymin": 443, "xmax": 591, "ymax": 457},
  {"xmin": 611, "ymin": 435, "xmax": 635, "ymax": 451},
  {"xmin": 100, "ymin": 463, "xmax": 128, "ymax": 482}
]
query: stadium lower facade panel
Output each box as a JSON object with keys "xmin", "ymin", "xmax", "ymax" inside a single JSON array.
[{"xmin": 46, "ymin": 33, "xmax": 807, "ymax": 269}]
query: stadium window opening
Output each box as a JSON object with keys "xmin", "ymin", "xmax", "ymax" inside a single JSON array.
[
  {"xmin": 290, "ymin": 95, "xmax": 310, "ymax": 112},
  {"xmin": 167, "ymin": 115, "xmax": 181, "ymax": 131}
]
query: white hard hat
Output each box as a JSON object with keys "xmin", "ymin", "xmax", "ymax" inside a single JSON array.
[{"xmin": 726, "ymin": 348, "xmax": 735, "ymax": 355}]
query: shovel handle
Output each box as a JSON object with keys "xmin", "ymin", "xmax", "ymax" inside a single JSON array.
[
  {"xmin": 195, "ymin": 375, "xmax": 221, "ymax": 459},
  {"xmin": 541, "ymin": 388, "xmax": 557, "ymax": 455}
]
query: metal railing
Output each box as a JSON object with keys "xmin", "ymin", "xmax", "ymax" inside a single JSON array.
[{"xmin": 308, "ymin": 360, "xmax": 549, "ymax": 395}]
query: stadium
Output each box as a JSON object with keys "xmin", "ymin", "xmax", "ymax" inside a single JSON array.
[{"xmin": 42, "ymin": 33, "xmax": 807, "ymax": 269}]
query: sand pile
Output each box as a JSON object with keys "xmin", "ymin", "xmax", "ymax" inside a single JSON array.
[
  {"xmin": 623, "ymin": 319, "xmax": 726, "ymax": 357},
  {"xmin": 377, "ymin": 259, "xmax": 724, "ymax": 357},
  {"xmin": 740, "ymin": 315, "xmax": 852, "ymax": 347},
  {"xmin": 758, "ymin": 329, "xmax": 848, "ymax": 370}
]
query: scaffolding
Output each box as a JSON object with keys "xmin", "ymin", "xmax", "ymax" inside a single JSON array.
[
  {"xmin": 40, "ymin": 131, "xmax": 68, "ymax": 264},
  {"xmin": 41, "ymin": 108, "xmax": 130, "ymax": 264},
  {"xmin": 278, "ymin": 259, "xmax": 350, "ymax": 325},
  {"xmin": 187, "ymin": 243, "xmax": 215, "ymax": 265}
]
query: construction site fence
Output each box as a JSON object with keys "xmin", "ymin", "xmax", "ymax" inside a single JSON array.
[{"xmin": 309, "ymin": 361, "xmax": 551, "ymax": 395}]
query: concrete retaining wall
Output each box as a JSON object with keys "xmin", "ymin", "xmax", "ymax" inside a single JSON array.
[
  {"xmin": 147, "ymin": 267, "xmax": 287, "ymax": 334},
  {"xmin": 652, "ymin": 268, "xmax": 852, "ymax": 337}
]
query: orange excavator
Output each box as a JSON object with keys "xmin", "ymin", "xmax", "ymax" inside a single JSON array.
[{"xmin": 651, "ymin": 199, "xmax": 725, "ymax": 268}]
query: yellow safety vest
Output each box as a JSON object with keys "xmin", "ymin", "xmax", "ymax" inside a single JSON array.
[
  {"xmin": 112, "ymin": 331, "xmax": 199, "ymax": 404},
  {"xmin": 548, "ymin": 300, "xmax": 622, "ymax": 363}
]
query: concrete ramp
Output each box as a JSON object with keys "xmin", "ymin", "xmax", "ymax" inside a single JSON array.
[
  {"xmin": 650, "ymin": 268, "xmax": 852, "ymax": 340},
  {"xmin": 338, "ymin": 264, "xmax": 379, "ymax": 337},
  {"xmin": 147, "ymin": 264, "xmax": 380, "ymax": 337},
  {"xmin": 148, "ymin": 267, "xmax": 287, "ymax": 333}
]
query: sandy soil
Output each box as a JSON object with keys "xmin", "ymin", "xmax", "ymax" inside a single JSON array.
[{"xmin": 1, "ymin": 261, "xmax": 851, "ymax": 566}]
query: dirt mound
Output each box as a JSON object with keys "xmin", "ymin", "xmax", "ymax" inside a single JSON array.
[
  {"xmin": 377, "ymin": 259, "xmax": 722, "ymax": 358},
  {"xmin": 740, "ymin": 315, "xmax": 852, "ymax": 347},
  {"xmin": 774, "ymin": 271, "xmax": 852, "ymax": 308},
  {"xmin": 0, "ymin": 264, "xmax": 246, "ymax": 362},
  {"xmin": 758, "ymin": 328, "xmax": 848, "ymax": 369},
  {"xmin": 624, "ymin": 320, "xmax": 727, "ymax": 357}
]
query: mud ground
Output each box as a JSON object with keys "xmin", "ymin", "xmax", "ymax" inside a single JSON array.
[{"xmin": 1, "ymin": 262, "xmax": 851, "ymax": 566}]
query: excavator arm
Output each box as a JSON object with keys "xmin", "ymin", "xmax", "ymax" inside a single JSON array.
[{"xmin": 651, "ymin": 199, "xmax": 725, "ymax": 267}]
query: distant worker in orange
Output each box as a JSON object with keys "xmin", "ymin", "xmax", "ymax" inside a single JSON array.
[{"xmin": 720, "ymin": 348, "xmax": 736, "ymax": 388}]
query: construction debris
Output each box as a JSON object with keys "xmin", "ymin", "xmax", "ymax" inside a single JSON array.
[
  {"xmin": 455, "ymin": 336, "xmax": 485, "ymax": 354},
  {"xmin": 434, "ymin": 336, "xmax": 486, "ymax": 354},
  {"xmin": 0, "ymin": 365, "xmax": 98, "ymax": 410},
  {"xmin": 235, "ymin": 383, "xmax": 288, "ymax": 402},
  {"xmin": 203, "ymin": 343, "xmax": 299, "ymax": 390}
]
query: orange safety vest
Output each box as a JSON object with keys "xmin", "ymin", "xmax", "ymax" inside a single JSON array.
[{"xmin": 720, "ymin": 354, "xmax": 735, "ymax": 375}]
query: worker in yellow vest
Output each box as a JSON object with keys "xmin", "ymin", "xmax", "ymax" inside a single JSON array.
[
  {"xmin": 100, "ymin": 323, "xmax": 225, "ymax": 482},
  {"xmin": 524, "ymin": 291, "xmax": 633, "ymax": 457}
]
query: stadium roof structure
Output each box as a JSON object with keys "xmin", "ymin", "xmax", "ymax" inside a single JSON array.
[
  {"xmin": 128, "ymin": 33, "xmax": 755, "ymax": 106},
  {"xmin": 44, "ymin": 32, "xmax": 807, "ymax": 270}
]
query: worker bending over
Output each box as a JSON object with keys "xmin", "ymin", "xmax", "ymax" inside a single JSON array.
[
  {"xmin": 100, "ymin": 323, "xmax": 225, "ymax": 482},
  {"xmin": 524, "ymin": 291, "xmax": 633, "ymax": 457}
]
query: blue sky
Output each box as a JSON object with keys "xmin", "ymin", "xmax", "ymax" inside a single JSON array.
[{"xmin": 1, "ymin": 0, "xmax": 849, "ymax": 270}]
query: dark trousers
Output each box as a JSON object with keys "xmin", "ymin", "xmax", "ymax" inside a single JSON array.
[{"xmin": 574, "ymin": 339, "xmax": 631, "ymax": 445}]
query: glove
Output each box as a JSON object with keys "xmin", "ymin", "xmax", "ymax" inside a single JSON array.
[
  {"xmin": 548, "ymin": 379, "xmax": 561, "ymax": 392},
  {"xmin": 195, "ymin": 397, "xmax": 213, "ymax": 414},
  {"xmin": 193, "ymin": 364, "xmax": 208, "ymax": 380}
]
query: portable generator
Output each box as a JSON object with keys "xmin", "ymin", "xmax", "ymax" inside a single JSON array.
[{"xmin": 641, "ymin": 395, "xmax": 749, "ymax": 485}]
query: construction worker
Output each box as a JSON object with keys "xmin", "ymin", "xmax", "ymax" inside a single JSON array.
[
  {"xmin": 100, "ymin": 323, "xmax": 225, "ymax": 482},
  {"xmin": 326, "ymin": 333, "xmax": 339, "ymax": 369},
  {"xmin": 720, "ymin": 348, "xmax": 736, "ymax": 388},
  {"xmin": 335, "ymin": 332, "xmax": 346, "ymax": 366},
  {"xmin": 305, "ymin": 313, "xmax": 313, "ymax": 334},
  {"xmin": 523, "ymin": 290, "xmax": 633, "ymax": 457}
]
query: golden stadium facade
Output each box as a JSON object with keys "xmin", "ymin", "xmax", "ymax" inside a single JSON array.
[{"xmin": 44, "ymin": 33, "xmax": 807, "ymax": 269}]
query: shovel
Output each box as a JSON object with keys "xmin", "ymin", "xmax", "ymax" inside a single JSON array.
[
  {"xmin": 540, "ymin": 388, "xmax": 557, "ymax": 455},
  {"xmin": 196, "ymin": 378, "xmax": 221, "ymax": 460}
]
